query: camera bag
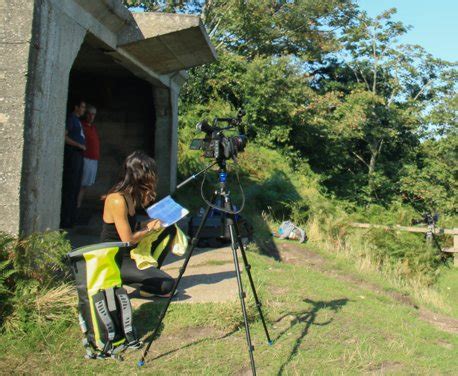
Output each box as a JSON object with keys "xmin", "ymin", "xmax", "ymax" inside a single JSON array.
[
  {"xmin": 188, "ymin": 209, "xmax": 254, "ymax": 247},
  {"xmin": 68, "ymin": 242, "xmax": 140, "ymax": 360}
]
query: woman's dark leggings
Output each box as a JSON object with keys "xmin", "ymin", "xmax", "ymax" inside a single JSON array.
[{"xmin": 120, "ymin": 255, "xmax": 174, "ymax": 295}]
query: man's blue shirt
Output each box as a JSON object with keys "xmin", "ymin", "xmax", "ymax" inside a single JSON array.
[{"xmin": 66, "ymin": 112, "xmax": 85, "ymax": 145}]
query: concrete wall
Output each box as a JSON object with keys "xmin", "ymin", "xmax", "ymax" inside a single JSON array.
[
  {"xmin": 154, "ymin": 86, "xmax": 178, "ymax": 197},
  {"xmin": 19, "ymin": 0, "xmax": 87, "ymax": 234},
  {"xmin": 0, "ymin": 0, "xmax": 36, "ymax": 234}
]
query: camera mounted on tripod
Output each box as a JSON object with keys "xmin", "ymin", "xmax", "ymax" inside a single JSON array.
[
  {"xmin": 412, "ymin": 212, "xmax": 440, "ymax": 226},
  {"xmin": 140, "ymin": 108, "xmax": 271, "ymax": 374},
  {"xmin": 190, "ymin": 109, "xmax": 247, "ymax": 163}
]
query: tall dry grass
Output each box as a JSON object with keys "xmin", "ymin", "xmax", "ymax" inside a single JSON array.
[
  {"xmin": 3, "ymin": 283, "xmax": 77, "ymax": 333},
  {"xmin": 306, "ymin": 215, "xmax": 452, "ymax": 314}
]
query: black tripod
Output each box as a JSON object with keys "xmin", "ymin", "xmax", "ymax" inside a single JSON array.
[{"xmin": 138, "ymin": 162, "xmax": 272, "ymax": 375}]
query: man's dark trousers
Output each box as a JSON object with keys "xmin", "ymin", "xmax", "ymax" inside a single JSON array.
[{"xmin": 60, "ymin": 146, "xmax": 84, "ymax": 228}]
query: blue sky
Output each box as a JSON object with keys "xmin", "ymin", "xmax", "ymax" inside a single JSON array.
[
  {"xmin": 357, "ymin": 0, "xmax": 457, "ymax": 62},
  {"xmin": 130, "ymin": 1, "xmax": 457, "ymax": 62}
]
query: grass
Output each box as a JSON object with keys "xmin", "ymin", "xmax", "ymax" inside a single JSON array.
[
  {"xmin": 304, "ymin": 218, "xmax": 457, "ymax": 317},
  {"xmin": 435, "ymin": 267, "xmax": 458, "ymax": 318},
  {"xmin": 1, "ymin": 245, "xmax": 457, "ymax": 375}
]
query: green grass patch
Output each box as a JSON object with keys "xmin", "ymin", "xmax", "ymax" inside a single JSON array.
[{"xmin": 1, "ymin": 250, "xmax": 457, "ymax": 375}]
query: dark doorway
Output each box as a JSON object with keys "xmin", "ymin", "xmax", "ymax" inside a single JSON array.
[{"xmin": 65, "ymin": 35, "xmax": 155, "ymax": 241}]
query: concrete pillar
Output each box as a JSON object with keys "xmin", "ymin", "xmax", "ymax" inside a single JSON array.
[
  {"xmin": 19, "ymin": 0, "xmax": 86, "ymax": 234},
  {"xmin": 153, "ymin": 86, "xmax": 178, "ymax": 198},
  {"xmin": 0, "ymin": 0, "xmax": 35, "ymax": 234}
]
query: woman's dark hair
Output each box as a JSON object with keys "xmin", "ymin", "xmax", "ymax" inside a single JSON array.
[{"xmin": 105, "ymin": 151, "xmax": 158, "ymax": 208}]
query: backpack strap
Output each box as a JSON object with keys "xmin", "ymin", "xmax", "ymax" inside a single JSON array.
[
  {"xmin": 105, "ymin": 287, "xmax": 117, "ymax": 313},
  {"xmin": 93, "ymin": 291, "xmax": 116, "ymax": 352},
  {"xmin": 115, "ymin": 287, "xmax": 138, "ymax": 346}
]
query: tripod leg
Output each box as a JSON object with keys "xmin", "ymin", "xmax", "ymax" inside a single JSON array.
[
  {"xmin": 139, "ymin": 195, "xmax": 215, "ymax": 366},
  {"xmin": 231, "ymin": 216, "xmax": 272, "ymax": 345},
  {"xmin": 228, "ymin": 223, "xmax": 257, "ymax": 376}
]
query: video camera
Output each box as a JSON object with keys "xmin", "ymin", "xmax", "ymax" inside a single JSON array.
[
  {"xmin": 423, "ymin": 212, "xmax": 439, "ymax": 226},
  {"xmin": 412, "ymin": 212, "xmax": 439, "ymax": 226},
  {"xmin": 190, "ymin": 109, "xmax": 247, "ymax": 162}
]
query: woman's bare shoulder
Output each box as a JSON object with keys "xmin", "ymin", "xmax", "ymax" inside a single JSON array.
[{"xmin": 105, "ymin": 193, "xmax": 126, "ymax": 209}]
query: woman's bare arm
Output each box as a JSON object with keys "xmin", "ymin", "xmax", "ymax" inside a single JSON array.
[{"xmin": 105, "ymin": 193, "xmax": 161, "ymax": 244}]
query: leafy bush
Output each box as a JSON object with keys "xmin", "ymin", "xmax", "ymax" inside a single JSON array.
[
  {"xmin": 13, "ymin": 231, "xmax": 71, "ymax": 284},
  {"xmin": 0, "ymin": 231, "xmax": 74, "ymax": 332}
]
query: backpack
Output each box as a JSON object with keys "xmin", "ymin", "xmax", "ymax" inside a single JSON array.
[
  {"xmin": 277, "ymin": 221, "xmax": 307, "ymax": 243},
  {"xmin": 68, "ymin": 242, "xmax": 141, "ymax": 360}
]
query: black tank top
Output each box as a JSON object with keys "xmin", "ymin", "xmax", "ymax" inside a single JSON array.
[{"xmin": 100, "ymin": 195, "xmax": 137, "ymax": 242}]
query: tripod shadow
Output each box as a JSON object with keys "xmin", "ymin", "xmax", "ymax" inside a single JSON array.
[{"xmin": 275, "ymin": 298, "xmax": 350, "ymax": 375}]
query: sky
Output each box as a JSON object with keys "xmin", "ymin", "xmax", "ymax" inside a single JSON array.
[
  {"xmin": 357, "ymin": 0, "xmax": 457, "ymax": 62},
  {"xmin": 130, "ymin": 1, "xmax": 457, "ymax": 62}
]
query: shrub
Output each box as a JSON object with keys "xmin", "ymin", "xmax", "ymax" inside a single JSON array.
[
  {"xmin": 0, "ymin": 231, "xmax": 74, "ymax": 332},
  {"xmin": 13, "ymin": 231, "xmax": 72, "ymax": 284}
]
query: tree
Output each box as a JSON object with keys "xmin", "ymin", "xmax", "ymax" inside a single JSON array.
[{"xmin": 310, "ymin": 8, "xmax": 457, "ymax": 201}]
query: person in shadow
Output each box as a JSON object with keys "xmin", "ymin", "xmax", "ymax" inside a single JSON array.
[
  {"xmin": 78, "ymin": 104, "xmax": 100, "ymax": 209},
  {"xmin": 60, "ymin": 98, "xmax": 86, "ymax": 229}
]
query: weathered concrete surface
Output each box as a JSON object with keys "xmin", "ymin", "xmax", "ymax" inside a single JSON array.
[
  {"xmin": 19, "ymin": 0, "xmax": 86, "ymax": 234},
  {"xmin": 121, "ymin": 13, "xmax": 217, "ymax": 74},
  {"xmin": 0, "ymin": 0, "xmax": 35, "ymax": 234},
  {"xmin": 154, "ymin": 87, "xmax": 173, "ymax": 197}
]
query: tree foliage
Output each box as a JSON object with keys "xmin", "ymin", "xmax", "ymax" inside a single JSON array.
[{"xmin": 124, "ymin": 1, "xmax": 457, "ymax": 214}]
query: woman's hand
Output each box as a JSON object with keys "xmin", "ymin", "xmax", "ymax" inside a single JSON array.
[{"xmin": 146, "ymin": 219, "xmax": 162, "ymax": 232}]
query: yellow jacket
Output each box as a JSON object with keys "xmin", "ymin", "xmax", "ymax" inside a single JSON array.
[{"xmin": 130, "ymin": 225, "xmax": 188, "ymax": 270}]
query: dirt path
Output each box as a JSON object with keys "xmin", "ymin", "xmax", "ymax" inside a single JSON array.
[
  {"xmin": 276, "ymin": 241, "xmax": 458, "ymax": 334},
  {"xmin": 130, "ymin": 245, "xmax": 238, "ymax": 307}
]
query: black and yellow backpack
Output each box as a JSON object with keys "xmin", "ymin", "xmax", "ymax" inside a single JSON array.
[{"xmin": 68, "ymin": 242, "xmax": 141, "ymax": 360}]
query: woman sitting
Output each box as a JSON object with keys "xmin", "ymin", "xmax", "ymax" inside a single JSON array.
[{"xmin": 100, "ymin": 150, "xmax": 174, "ymax": 297}]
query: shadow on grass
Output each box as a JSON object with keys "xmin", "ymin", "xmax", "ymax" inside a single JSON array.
[
  {"xmin": 175, "ymin": 167, "xmax": 306, "ymax": 262},
  {"xmin": 133, "ymin": 302, "xmax": 166, "ymax": 341},
  {"xmin": 243, "ymin": 169, "xmax": 304, "ymax": 262},
  {"xmin": 132, "ymin": 301, "xmax": 239, "ymax": 362},
  {"xmin": 276, "ymin": 298, "xmax": 350, "ymax": 375}
]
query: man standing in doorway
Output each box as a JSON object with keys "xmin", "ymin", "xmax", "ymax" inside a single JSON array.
[
  {"xmin": 60, "ymin": 98, "xmax": 86, "ymax": 229},
  {"xmin": 78, "ymin": 105, "xmax": 100, "ymax": 209}
]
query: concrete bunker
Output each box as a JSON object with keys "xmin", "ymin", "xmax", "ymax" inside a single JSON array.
[{"xmin": 0, "ymin": 0, "xmax": 216, "ymax": 235}]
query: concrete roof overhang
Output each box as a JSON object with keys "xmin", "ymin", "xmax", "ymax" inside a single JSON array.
[
  {"xmin": 63, "ymin": 1, "xmax": 216, "ymax": 88},
  {"xmin": 118, "ymin": 12, "xmax": 217, "ymax": 75}
]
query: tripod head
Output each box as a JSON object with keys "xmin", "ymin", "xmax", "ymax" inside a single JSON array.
[{"xmin": 176, "ymin": 158, "xmax": 245, "ymax": 216}]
